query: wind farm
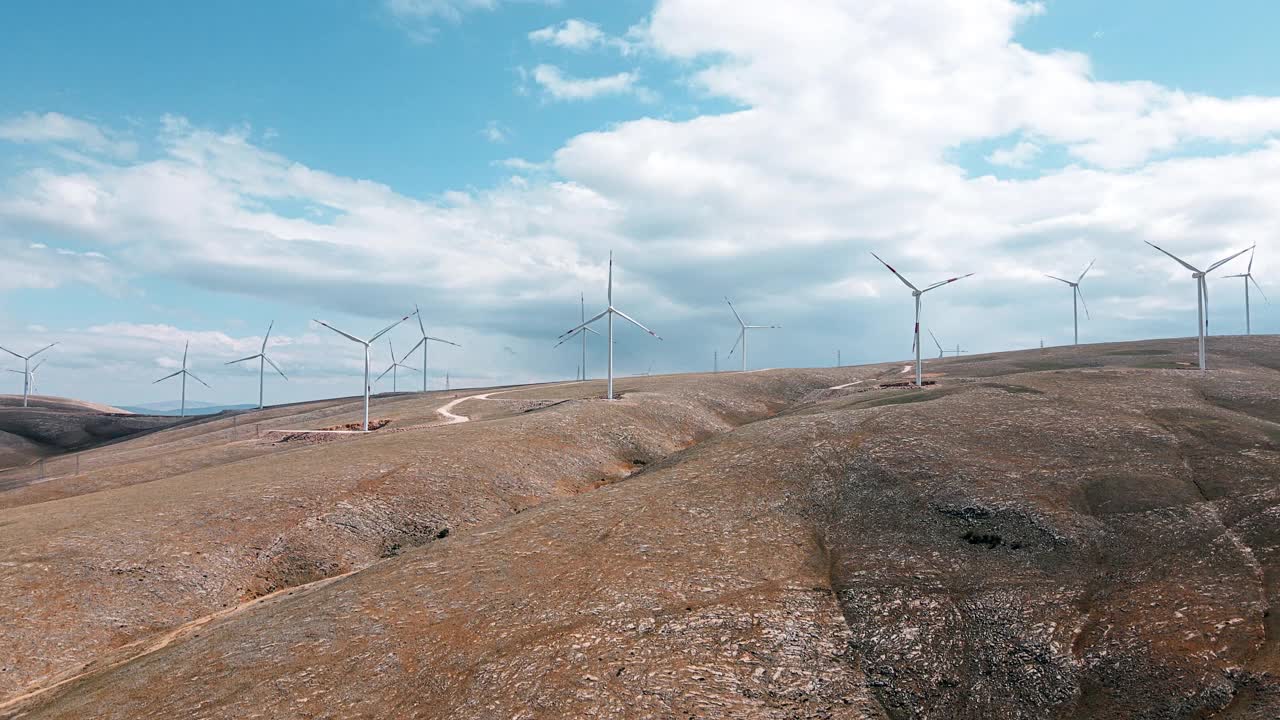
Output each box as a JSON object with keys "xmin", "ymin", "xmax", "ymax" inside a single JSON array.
[{"xmin": 6, "ymin": 3, "xmax": 1280, "ymax": 718}]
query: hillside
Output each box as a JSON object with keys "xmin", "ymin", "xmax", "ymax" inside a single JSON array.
[
  {"xmin": 0, "ymin": 395, "xmax": 176, "ymax": 475},
  {"xmin": 2, "ymin": 337, "xmax": 1279, "ymax": 719}
]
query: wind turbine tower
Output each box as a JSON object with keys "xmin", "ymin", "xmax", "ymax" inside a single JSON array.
[
  {"xmin": 1145, "ymin": 242, "xmax": 1253, "ymax": 370},
  {"xmin": 1222, "ymin": 247, "xmax": 1267, "ymax": 335},
  {"xmin": 725, "ymin": 297, "xmax": 780, "ymax": 372},
  {"xmin": 314, "ymin": 311, "xmax": 418, "ymax": 431},
  {"xmin": 556, "ymin": 252, "xmax": 661, "ymax": 400},
  {"xmin": 1045, "ymin": 259, "xmax": 1095, "ymax": 345},
  {"xmin": 0, "ymin": 342, "xmax": 56, "ymax": 408},
  {"xmin": 377, "ymin": 339, "xmax": 419, "ymax": 392},
  {"xmin": 871, "ymin": 252, "xmax": 973, "ymax": 387},
  {"xmin": 153, "ymin": 341, "xmax": 210, "ymax": 418},
  {"xmin": 225, "ymin": 321, "xmax": 287, "ymax": 410},
  {"xmin": 403, "ymin": 304, "xmax": 460, "ymax": 392},
  {"xmin": 554, "ymin": 293, "xmax": 600, "ymax": 380}
]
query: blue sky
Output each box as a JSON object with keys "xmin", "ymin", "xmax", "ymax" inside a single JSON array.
[{"xmin": 1, "ymin": 0, "xmax": 1278, "ymax": 407}]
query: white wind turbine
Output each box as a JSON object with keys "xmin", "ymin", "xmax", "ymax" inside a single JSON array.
[
  {"xmin": 554, "ymin": 292, "xmax": 601, "ymax": 380},
  {"xmin": 314, "ymin": 311, "xmax": 418, "ymax": 431},
  {"xmin": 1045, "ymin": 259, "xmax": 1095, "ymax": 345},
  {"xmin": 1145, "ymin": 241, "xmax": 1254, "ymax": 370},
  {"xmin": 0, "ymin": 342, "xmax": 56, "ymax": 407},
  {"xmin": 871, "ymin": 252, "xmax": 973, "ymax": 387},
  {"xmin": 929, "ymin": 330, "xmax": 965, "ymax": 359},
  {"xmin": 556, "ymin": 252, "xmax": 661, "ymax": 400},
  {"xmin": 225, "ymin": 321, "xmax": 287, "ymax": 410},
  {"xmin": 1222, "ymin": 247, "xmax": 1268, "ymax": 335},
  {"xmin": 6, "ymin": 359, "xmax": 44, "ymax": 397},
  {"xmin": 153, "ymin": 341, "xmax": 210, "ymax": 418},
  {"xmin": 377, "ymin": 339, "xmax": 418, "ymax": 392},
  {"xmin": 402, "ymin": 304, "xmax": 460, "ymax": 392},
  {"xmin": 725, "ymin": 297, "xmax": 779, "ymax": 372}
]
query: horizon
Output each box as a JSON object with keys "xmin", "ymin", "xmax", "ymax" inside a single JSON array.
[{"xmin": 3, "ymin": 0, "xmax": 1278, "ymax": 407}]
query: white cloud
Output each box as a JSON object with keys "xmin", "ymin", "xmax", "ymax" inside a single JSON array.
[
  {"xmin": 987, "ymin": 140, "xmax": 1042, "ymax": 168},
  {"xmin": 5, "ymin": 0, "xmax": 1280, "ymax": 404},
  {"xmin": 529, "ymin": 19, "xmax": 636, "ymax": 53},
  {"xmin": 0, "ymin": 112, "xmax": 136, "ymax": 158},
  {"xmin": 482, "ymin": 120, "xmax": 508, "ymax": 143},
  {"xmin": 530, "ymin": 19, "xmax": 604, "ymax": 49},
  {"xmin": 531, "ymin": 64, "xmax": 642, "ymax": 101}
]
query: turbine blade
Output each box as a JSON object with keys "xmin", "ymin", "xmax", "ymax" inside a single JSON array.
[
  {"xmin": 558, "ymin": 308, "xmax": 609, "ymax": 339},
  {"xmin": 870, "ymin": 252, "xmax": 919, "ymax": 292},
  {"xmin": 30, "ymin": 359, "xmax": 43, "ymax": 372},
  {"xmin": 313, "ymin": 319, "xmax": 365, "ymax": 345},
  {"xmin": 0, "ymin": 345, "xmax": 23, "ymax": 360},
  {"xmin": 1221, "ymin": 273, "xmax": 1248, "ymax": 278},
  {"xmin": 401, "ymin": 337, "xmax": 426, "ymax": 361},
  {"xmin": 727, "ymin": 329, "xmax": 743, "ymax": 358},
  {"xmin": 584, "ymin": 326, "xmax": 602, "ymax": 336},
  {"xmin": 263, "ymin": 355, "xmax": 288, "ymax": 380},
  {"xmin": 612, "ymin": 308, "xmax": 662, "ymax": 340},
  {"xmin": 153, "ymin": 369, "xmax": 183, "ymax": 383},
  {"xmin": 607, "ymin": 251, "xmax": 613, "ymax": 306},
  {"xmin": 415, "ymin": 303, "xmax": 427, "ymax": 337},
  {"xmin": 4, "ymin": 369, "xmax": 22, "ymax": 375},
  {"xmin": 1144, "ymin": 241, "xmax": 1201, "ymax": 273},
  {"xmin": 553, "ymin": 331, "xmax": 579, "ymax": 348},
  {"xmin": 28, "ymin": 342, "xmax": 58, "ymax": 359},
  {"xmin": 1044, "ymin": 274, "xmax": 1074, "ymax": 286},
  {"xmin": 369, "ymin": 311, "xmax": 417, "ymax": 343},
  {"xmin": 186, "ymin": 371, "xmax": 212, "ymax": 389},
  {"xmin": 1207, "ymin": 244, "xmax": 1255, "ymax": 273},
  {"xmin": 1250, "ymin": 275, "xmax": 1269, "ymax": 303},
  {"xmin": 930, "ymin": 329, "xmax": 943, "ymax": 352},
  {"xmin": 1077, "ymin": 258, "xmax": 1096, "ymax": 283},
  {"xmin": 261, "ymin": 320, "xmax": 274, "ymax": 352},
  {"xmin": 182, "ymin": 341, "xmax": 188, "ymax": 368},
  {"xmin": 922, "ymin": 273, "xmax": 975, "ymax": 293},
  {"xmin": 745, "ymin": 325, "xmax": 780, "ymax": 329},
  {"xmin": 425, "ymin": 336, "xmax": 461, "ymax": 347},
  {"xmin": 725, "ymin": 297, "xmax": 745, "ymax": 327},
  {"xmin": 398, "ymin": 364, "xmax": 420, "ymax": 373},
  {"xmin": 376, "ymin": 364, "xmax": 395, "ymax": 382},
  {"xmin": 1076, "ymin": 286, "xmax": 1091, "ymax": 320},
  {"xmin": 1248, "ymin": 247, "xmax": 1255, "ymax": 273},
  {"xmin": 225, "ymin": 353, "xmax": 262, "ymax": 365}
]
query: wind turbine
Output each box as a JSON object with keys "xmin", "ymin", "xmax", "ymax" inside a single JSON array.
[
  {"xmin": 1145, "ymin": 241, "xmax": 1253, "ymax": 370},
  {"xmin": 6, "ymin": 359, "xmax": 44, "ymax": 396},
  {"xmin": 554, "ymin": 293, "xmax": 600, "ymax": 380},
  {"xmin": 402, "ymin": 304, "xmax": 459, "ymax": 392},
  {"xmin": 1045, "ymin": 259, "xmax": 1095, "ymax": 345},
  {"xmin": 0, "ymin": 342, "xmax": 57, "ymax": 408},
  {"xmin": 153, "ymin": 341, "xmax": 210, "ymax": 418},
  {"xmin": 225, "ymin": 321, "xmax": 287, "ymax": 410},
  {"xmin": 871, "ymin": 252, "xmax": 973, "ymax": 387},
  {"xmin": 556, "ymin": 252, "xmax": 661, "ymax": 400},
  {"xmin": 725, "ymin": 297, "xmax": 779, "ymax": 372},
  {"xmin": 377, "ymin": 339, "xmax": 418, "ymax": 392},
  {"xmin": 1222, "ymin": 247, "xmax": 1268, "ymax": 335},
  {"xmin": 314, "ymin": 311, "xmax": 418, "ymax": 431}
]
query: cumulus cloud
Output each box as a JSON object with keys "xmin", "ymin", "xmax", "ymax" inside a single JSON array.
[
  {"xmin": 529, "ymin": 18, "xmax": 637, "ymax": 53},
  {"xmin": 987, "ymin": 140, "xmax": 1042, "ymax": 168},
  {"xmin": 530, "ymin": 64, "xmax": 643, "ymax": 101},
  {"xmin": 0, "ymin": 112, "xmax": 137, "ymax": 158},
  {"xmin": 4, "ymin": 0, "xmax": 1280, "ymax": 404}
]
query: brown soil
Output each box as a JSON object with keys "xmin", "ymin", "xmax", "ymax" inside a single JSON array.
[{"xmin": 3, "ymin": 336, "xmax": 1280, "ymax": 719}]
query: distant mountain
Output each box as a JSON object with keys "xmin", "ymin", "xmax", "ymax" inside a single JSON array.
[{"xmin": 118, "ymin": 401, "xmax": 256, "ymax": 416}]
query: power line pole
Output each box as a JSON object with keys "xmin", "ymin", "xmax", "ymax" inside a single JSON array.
[
  {"xmin": 836, "ymin": 350, "xmax": 841, "ymax": 367},
  {"xmin": 714, "ymin": 350, "xmax": 718, "ymax": 373}
]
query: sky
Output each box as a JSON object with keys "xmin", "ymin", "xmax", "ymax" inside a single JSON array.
[{"xmin": 1, "ymin": 0, "xmax": 1278, "ymax": 407}]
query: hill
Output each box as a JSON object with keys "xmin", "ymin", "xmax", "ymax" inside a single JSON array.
[
  {"xmin": 116, "ymin": 401, "xmax": 258, "ymax": 416},
  {"xmin": 0, "ymin": 395, "xmax": 177, "ymax": 475},
  {"xmin": 2, "ymin": 337, "xmax": 1279, "ymax": 719}
]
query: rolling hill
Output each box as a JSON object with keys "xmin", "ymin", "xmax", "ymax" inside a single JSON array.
[{"xmin": 2, "ymin": 337, "xmax": 1279, "ymax": 719}]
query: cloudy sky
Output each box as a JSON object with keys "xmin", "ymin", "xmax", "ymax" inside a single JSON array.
[{"xmin": 1, "ymin": 0, "xmax": 1278, "ymax": 407}]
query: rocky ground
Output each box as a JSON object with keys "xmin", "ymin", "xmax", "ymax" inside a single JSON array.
[{"xmin": 2, "ymin": 337, "xmax": 1279, "ymax": 719}]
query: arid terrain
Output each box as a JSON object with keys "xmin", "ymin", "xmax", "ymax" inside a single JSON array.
[{"xmin": 2, "ymin": 336, "xmax": 1279, "ymax": 719}]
